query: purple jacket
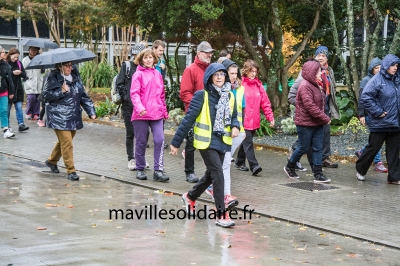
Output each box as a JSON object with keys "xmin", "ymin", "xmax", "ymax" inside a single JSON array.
[{"xmin": 130, "ymin": 65, "xmax": 168, "ymax": 121}]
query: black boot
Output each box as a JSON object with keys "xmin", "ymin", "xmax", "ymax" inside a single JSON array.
[
  {"xmin": 313, "ymin": 165, "xmax": 331, "ymax": 183},
  {"xmin": 284, "ymin": 160, "xmax": 299, "ymax": 178},
  {"xmin": 153, "ymin": 170, "xmax": 169, "ymax": 182}
]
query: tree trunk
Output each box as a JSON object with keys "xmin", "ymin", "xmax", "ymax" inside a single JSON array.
[
  {"xmin": 389, "ymin": 9, "xmax": 400, "ymax": 54},
  {"xmin": 361, "ymin": 0, "xmax": 370, "ymax": 78},
  {"xmin": 369, "ymin": 0, "xmax": 384, "ymax": 63},
  {"xmin": 346, "ymin": 0, "xmax": 360, "ymax": 101},
  {"xmin": 328, "ymin": 0, "xmax": 351, "ymax": 94}
]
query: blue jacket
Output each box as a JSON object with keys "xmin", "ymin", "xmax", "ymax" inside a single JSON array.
[
  {"xmin": 43, "ymin": 69, "xmax": 96, "ymax": 130},
  {"xmin": 361, "ymin": 54, "xmax": 400, "ymax": 132},
  {"xmin": 171, "ymin": 63, "xmax": 240, "ymax": 153},
  {"xmin": 358, "ymin": 57, "xmax": 381, "ymax": 117}
]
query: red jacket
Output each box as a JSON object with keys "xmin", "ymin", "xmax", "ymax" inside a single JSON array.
[
  {"xmin": 179, "ymin": 56, "xmax": 210, "ymax": 112},
  {"xmin": 295, "ymin": 61, "xmax": 330, "ymax": 127},
  {"xmin": 242, "ymin": 76, "xmax": 274, "ymax": 130}
]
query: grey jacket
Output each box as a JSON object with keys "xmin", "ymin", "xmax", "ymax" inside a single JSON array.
[{"xmin": 288, "ymin": 66, "xmax": 340, "ymax": 120}]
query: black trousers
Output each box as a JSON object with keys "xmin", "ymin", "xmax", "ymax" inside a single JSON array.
[
  {"xmin": 236, "ymin": 129, "xmax": 259, "ymax": 171},
  {"xmin": 184, "ymin": 130, "xmax": 196, "ymax": 174},
  {"xmin": 121, "ymin": 101, "xmax": 135, "ymax": 161},
  {"xmin": 356, "ymin": 131, "xmax": 400, "ymax": 182},
  {"xmin": 188, "ymin": 149, "xmax": 225, "ymax": 213}
]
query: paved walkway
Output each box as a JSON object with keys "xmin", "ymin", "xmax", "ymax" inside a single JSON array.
[{"xmin": 1, "ymin": 115, "xmax": 399, "ymax": 250}]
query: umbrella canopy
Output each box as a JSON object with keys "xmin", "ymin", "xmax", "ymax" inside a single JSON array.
[
  {"xmin": 19, "ymin": 38, "xmax": 59, "ymax": 49},
  {"xmin": 25, "ymin": 48, "xmax": 97, "ymax": 70}
]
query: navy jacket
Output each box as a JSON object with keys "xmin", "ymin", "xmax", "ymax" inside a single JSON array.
[
  {"xmin": 171, "ymin": 63, "xmax": 240, "ymax": 153},
  {"xmin": 361, "ymin": 54, "xmax": 400, "ymax": 132},
  {"xmin": 43, "ymin": 69, "xmax": 96, "ymax": 130},
  {"xmin": 358, "ymin": 57, "xmax": 381, "ymax": 117}
]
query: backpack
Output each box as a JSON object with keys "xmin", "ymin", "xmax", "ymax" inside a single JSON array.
[{"xmin": 111, "ymin": 61, "xmax": 131, "ymax": 105}]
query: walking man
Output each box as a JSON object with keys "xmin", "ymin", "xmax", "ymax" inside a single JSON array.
[{"xmin": 179, "ymin": 41, "xmax": 214, "ymax": 183}]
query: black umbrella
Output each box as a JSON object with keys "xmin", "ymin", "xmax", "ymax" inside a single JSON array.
[
  {"xmin": 25, "ymin": 48, "xmax": 97, "ymax": 70},
  {"xmin": 19, "ymin": 38, "xmax": 59, "ymax": 49}
]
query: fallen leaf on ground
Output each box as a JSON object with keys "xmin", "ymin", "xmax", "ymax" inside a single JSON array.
[
  {"xmin": 255, "ymin": 146, "xmax": 263, "ymax": 151},
  {"xmin": 299, "ymin": 226, "xmax": 307, "ymax": 231},
  {"xmin": 46, "ymin": 204, "xmax": 58, "ymax": 207},
  {"xmin": 340, "ymin": 160, "xmax": 348, "ymax": 164},
  {"xmin": 92, "ymin": 223, "xmax": 97, "ymax": 227},
  {"xmin": 37, "ymin": 227, "xmax": 47, "ymax": 230},
  {"xmin": 220, "ymin": 244, "xmax": 232, "ymax": 248},
  {"xmin": 67, "ymin": 205, "xmax": 74, "ymax": 208}
]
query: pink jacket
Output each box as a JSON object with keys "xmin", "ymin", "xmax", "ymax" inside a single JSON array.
[
  {"xmin": 242, "ymin": 76, "xmax": 274, "ymax": 130},
  {"xmin": 130, "ymin": 65, "xmax": 168, "ymax": 121}
]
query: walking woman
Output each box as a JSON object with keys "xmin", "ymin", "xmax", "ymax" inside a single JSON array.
[
  {"xmin": 356, "ymin": 54, "xmax": 400, "ymax": 184},
  {"xmin": 22, "ymin": 46, "xmax": 43, "ymax": 120},
  {"xmin": 42, "ymin": 62, "xmax": 96, "ymax": 181},
  {"xmin": 130, "ymin": 48, "xmax": 169, "ymax": 182},
  {"xmin": 284, "ymin": 60, "xmax": 331, "ymax": 183},
  {"xmin": 7, "ymin": 48, "xmax": 29, "ymax": 132},
  {"xmin": 234, "ymin": 59, "xmax": 274, "ymax": 175},
  {"xmin": 0, "ymin": 45, "xmax": 16, "ymax": 138},
  {"xmin": 170, "ymin": 63, "xmax": 240, "ymax": 228}
]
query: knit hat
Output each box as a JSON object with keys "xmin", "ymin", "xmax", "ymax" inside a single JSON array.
[
  {"xmin": 314, "ymin": 46, "xmax": 329, "ymax": 57},
  {"xmin": 130, "ymin": 43, "xmax": 146, "ymax": 57},
  {"xmin": 197, "ymin": 41, "xmax": 214, "ymax": 53}
]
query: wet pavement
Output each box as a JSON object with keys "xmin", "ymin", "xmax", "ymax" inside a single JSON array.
[{"xmin": 1, "ymin": 114, "xmax": 400, "ymax": 265}]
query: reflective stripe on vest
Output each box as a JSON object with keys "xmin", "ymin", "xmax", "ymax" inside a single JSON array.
[
  {"xmin": 235, "ymin": 85, "xmax": 245, "ymax": 132},
  {"xmin": 193, "ymin": 91, "xmax": 234, "ymax": 149}
]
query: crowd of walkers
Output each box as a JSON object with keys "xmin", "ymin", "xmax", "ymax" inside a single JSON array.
[{"xmin": 1, "ymin": 40, "xmax": 399, "ymax": 228}]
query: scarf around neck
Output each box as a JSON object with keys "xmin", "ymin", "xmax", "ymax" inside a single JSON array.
[{"xmin": 212, "ymin": 82, "xmax": 231, "ymax": 136}]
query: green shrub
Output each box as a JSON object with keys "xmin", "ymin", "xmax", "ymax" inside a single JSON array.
[
  {"xmin": 331, "ymin": 90, "xmax": 356, "ymax": 125},
  {"xmin": 281, "ymin": 105, "xmax": 297, "ymax": 135},
  {"xmin": 256, "ymin": 114, "xmax": 275, "ymax": 137},
  {"xmin": 95, "ymin": 97, "xmax": 117, "ymax": 117},
  {"xmin": 168, "ymin": 108, "xmax": 185, "ymax": 126},
  {"xmin": 80, "ymin": 60, "xmax": 117, "ymax": 89},
  {"xmin": 165, "ymin": 82, "xmax": 184, "ymax": 111},
  {"xmin": 338, "ymin": 116, "xmax": 367, "ymax": 141}
]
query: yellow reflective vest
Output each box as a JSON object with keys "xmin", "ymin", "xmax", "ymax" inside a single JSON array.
[{"xmin": 193, "ymin": 91, "xmax": 235, "ymax": 149}]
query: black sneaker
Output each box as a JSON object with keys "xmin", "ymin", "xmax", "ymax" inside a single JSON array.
[
  {"xmin": 234, "ymin": 164, "xmax": 249, "ymax": 171},
  {"xmin": 153, "ymin": 170, "xmax": 169, "ymax": 182},
  {"xmin": 163, "ymin": 143, "xmax": 169, "ymax": 149},
  {"xmin": 186, "ymin": 173, "xmax": 199, "ymax": 183},
  {"xmin": 18, "ymin": 124, "xmax": 29, "ymax": 132},
  {"xmin": 67, "ymin": 172, "xmax": 79, "ymax": 181},
  {"xmin": 136, "ymin": 170, "xmax": 147, "ymax": 180},
  {"xmin": 283, "ymin": 166, "xmax": 299, "ymax": 178},
  {"xmin": 322, "ymin": 157, "xmax": 338, "ymax": 168},
  {"xmin": 252, "ymin": 165, "xmax": 262, "ymax": 176},
  {"xmin": 295, "ymin": 162, "xmax": 307, "ymax": 172},
  {"xmin": 314, "ymin": 173, "xmax": 331, "ymax": 183},
  {"xmin": 45, "ymin": 160, "xmax": 59, "ymax": 173}
]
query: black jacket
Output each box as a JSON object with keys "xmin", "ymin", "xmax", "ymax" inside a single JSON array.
[
  {"xmin": 0, "ymin": 60, "xmax": 14, "ymax": 95},
  {"xmin": 116, "ymin": 61, "xmax": 138, "ymax": 108},
  {"xmin": 171, "ymin": 63, "xmax": 240, "ymax": 153},
  {"xmin": 8, "ymin": 60, "xmax": 27, "ymax": 103},
  {"xmin": 42, "ymin": 69, "xmax": 95, "ymax": 130}
]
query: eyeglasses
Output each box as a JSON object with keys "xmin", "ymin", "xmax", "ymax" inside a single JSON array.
[
  {"xmin": 63, "ymin": 64, "xmax": 73, "ymax": 68},
  {"xmin": 213, "ymin": 72, "xmax": 226, "ymax": 77},
  {"xmin": 201, "ymin": 51, "xmax": 214, "ymax": 56}
]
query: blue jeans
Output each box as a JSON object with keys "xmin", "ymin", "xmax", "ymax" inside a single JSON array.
[
  {"xmin": 289, "ymin": 125, "xmax": 324, "ymax": 168},
  {"xmin": 0, "ymin": 96, "xmax": 9, "ymax": 129},
  {"xmin": 8, "ymin": 101, "xmax": 24, "ymax": 126},
  {"xmin": 360, "ymin": 116, "xmax": 381, "ymax": 164}
]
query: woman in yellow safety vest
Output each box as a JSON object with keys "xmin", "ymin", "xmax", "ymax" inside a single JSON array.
[
  {"xmin": 204, "ymin": 59, "xmax": 246, "ymax": 210},
  {"xmin": 170, "ymin": 63, "xmax": 240, "ymax": 228}
]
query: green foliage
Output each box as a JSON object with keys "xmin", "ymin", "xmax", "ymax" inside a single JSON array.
[
  {"xmin": 192, "ymin": 2, "xmax": 223, "ymax": 21},
  {"xmin": 80, "ymin": 61, "xmax": 117, "ymax": 89},
  {"xmin": 165, "ymin": 82, "xmax": 184, "ymax": 111},
  {"xmin": 95, "ymin": 97, "xmax": 117, "ymax": 117},
  {"xmin": 331, "ymin": 90, "xmax": 356, "ymax": 125},
  {"xmin": 338, "ymin": 116, "xmax": 367, "ymax": 141},
  {"xmin": 168, "ymin": 108, "xmax": 185, "ymax": 126},
  {"xmin": 281, "ymin": 105, "xmax": 297, "ymax": 135},
  {"xmin": 256, "ymin": 114, "xmax": 275, "ymax": 137}
]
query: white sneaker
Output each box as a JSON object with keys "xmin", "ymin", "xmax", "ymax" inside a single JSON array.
[
  {"xmin": 128, "ymin": 159, "xmax": 136, "ymax": 171},
  {"xmin": 3, "ymin": 129, "xmax": 15, "ymax": 139},
  {"xmin": 146, "ymin": 160, "xmax": 150, "ymax": 169},
  {"xmin": 182, "ymin": 150, "xmax": 185, "ymax": 159},
  {"xmin": 356, "ymin": 172, "xmax": 365, "ymax": 181}
]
